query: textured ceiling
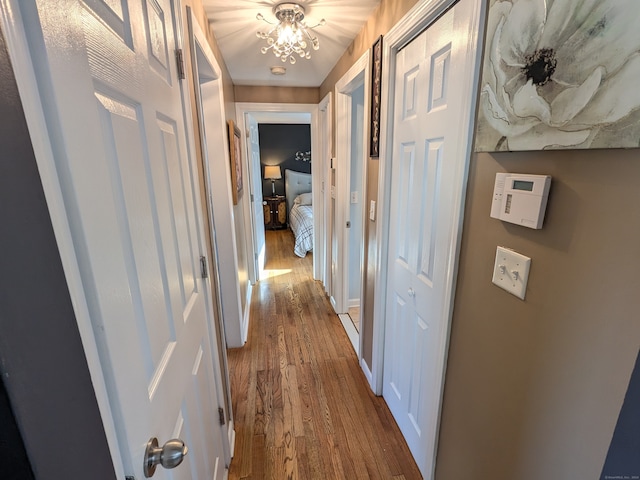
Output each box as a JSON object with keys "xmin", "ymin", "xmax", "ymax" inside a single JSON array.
[{"xmin": 202, "ymin": 0, "xmax": 381, "ymax": 87}]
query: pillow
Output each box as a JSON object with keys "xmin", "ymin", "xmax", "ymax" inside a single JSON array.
[{"xmin": 294, "ymin": 192, "xmax": 312, "ymax": 206}]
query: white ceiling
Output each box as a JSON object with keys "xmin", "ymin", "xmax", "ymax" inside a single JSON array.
[{"xmin": 202, "ymin": 0, "xmax": 381, "ymax": 87}]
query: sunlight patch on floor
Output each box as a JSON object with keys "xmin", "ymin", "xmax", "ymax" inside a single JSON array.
[{"xmin": 260, "ymin": 268, "xmax": 292, "ymax": 280}]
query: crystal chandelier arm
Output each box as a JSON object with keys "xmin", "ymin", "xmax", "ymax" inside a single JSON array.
[
  {"xmin": 256, "ymin": 12, "xmax": 276, "ymax": 25},
  {"xmin": 307, "ymin": 19, "xmax": 326, "ymax": 29}
]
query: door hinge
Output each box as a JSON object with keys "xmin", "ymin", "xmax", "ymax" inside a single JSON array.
[
  {"xmin": 200, "ymin": 255, "xmax": 209, "ymax": 279},
  {"xmin": 175, "ymin": 49, "xmax": 186, "ymax": 80},
  {"xmin": 250, "ymin": 193, "xmax": 254, "ymax": 202},
  {"xmin": 218, "ymin": 407, "xmax": 226, "ymax": 425}
]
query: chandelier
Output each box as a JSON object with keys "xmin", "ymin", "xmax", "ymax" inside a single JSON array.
[{"xmin": 256, "ymin": 3, "xmax": 326, "ymax": 64}]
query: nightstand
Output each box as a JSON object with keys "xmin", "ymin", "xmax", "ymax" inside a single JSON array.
[{"xmin": 263, "ymin": 196, "xmax": 287, "ymax": 229}]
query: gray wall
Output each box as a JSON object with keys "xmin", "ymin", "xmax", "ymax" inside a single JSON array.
[
  {"xmin": 258, "ymin": 123, "xmax": 311, "ymax": 197},
  {"xmin": 0, "ymin": 24, "xmax": 115, "ymax": 480}
]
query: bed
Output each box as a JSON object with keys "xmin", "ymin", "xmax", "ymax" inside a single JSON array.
[{"xmin": 285, "ymin": 169, "xmax": 313, "ymax": 257}]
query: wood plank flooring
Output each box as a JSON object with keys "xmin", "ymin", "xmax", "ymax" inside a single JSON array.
[{"xmin": 227, "ymin": 229, "xmax": 422, "ymax": 479}]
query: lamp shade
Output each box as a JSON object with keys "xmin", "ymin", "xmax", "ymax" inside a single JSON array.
[{"xmin": 264, "ymin": 165, "xmax": 282, "ymax": 180}]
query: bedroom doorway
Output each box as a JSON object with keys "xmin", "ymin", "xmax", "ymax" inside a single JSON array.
[
  {"xmin": 235, "ymin": 104, "xmax": 321, "ymax": 286},
  {"xmin": 333, "ymin": 50, "xmax": 369, "ymax": 355}
]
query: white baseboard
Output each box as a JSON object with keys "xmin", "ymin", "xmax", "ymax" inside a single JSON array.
[
  {"xmin": 241, "ymin": 282, "xmax": 252, "ymax": 344},
  {"xmin": 360, "ymin": 357, "xmax": 374, "ymax": 391},
  {"xmin": 338, "ymin": 313, "xmax": 359, "ymax": 356},
  {"xmin": 330, "ymin": 295, "xmax": 338, "ymax": 313},
  {"xmin": 227, "ymin": 419, "xmax": 235, "ymax": 458}
]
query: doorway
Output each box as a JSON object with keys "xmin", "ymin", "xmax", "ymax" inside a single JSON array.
[
  {"xmin": 348, "ymin": 84, "xmax": 365, "ymax": 335},
  {"xmin": 186, "ymin": 7, "xmax": 240, "ymax": 453},
  {"xmin": 334, "ymin": 51, "xmax": 369, "ymax": 355},
  {"xmin": 235, "ymin": 104, "xmax": 321, "ymax": 286}
]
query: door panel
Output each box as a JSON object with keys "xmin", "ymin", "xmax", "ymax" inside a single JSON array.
[
  {"xmin": 382, "ymin": 3, "xmax": 477, "ymax": 476},
  {"xmin": 24, "ymin": 0, "xmax": 226, "ymax": 477},
  {"xmin": 247, "ymin": 114, "xmax": 265, "ymax": 279}
]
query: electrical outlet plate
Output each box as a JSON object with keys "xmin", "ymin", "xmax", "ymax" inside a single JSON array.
[{"xmin": 492, "ymin": 246, "xmax": 531, "ymax": 300}]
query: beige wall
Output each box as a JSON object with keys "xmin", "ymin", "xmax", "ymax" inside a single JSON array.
[
  {"xmin": 319, "ymin": 0, "xmax": 420, "ymax": 101},
  {"xmin": 435, "ymin": 149, "xmax": 640, "ymax": 479},
  {"xmin": 234, "ymin": 85, "xmax": 320, "ymax": 104},
  {"xmin": 320, "ymin": 0, "xmax": 640, "ymax": 478}
]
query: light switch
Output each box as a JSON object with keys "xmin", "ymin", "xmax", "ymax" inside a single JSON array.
[
  {"xmin": 369, "ymin": 200, "xmax": 376, "ymax": 221},
  {"xmin": 492, "ymin": 246, "xmax": 531, "ymax": 300}
]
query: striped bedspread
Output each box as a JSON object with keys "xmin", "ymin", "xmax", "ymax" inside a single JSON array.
[{"xmin": 289, "ymin": 204, "xmax": 313, "ymax": 257}]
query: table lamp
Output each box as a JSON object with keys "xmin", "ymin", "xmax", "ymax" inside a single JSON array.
[{"xmin": 264, "ymin": 165, "xmax": 282, "ymax": 196}]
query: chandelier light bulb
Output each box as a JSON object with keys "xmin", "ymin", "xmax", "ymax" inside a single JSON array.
[{"xmin": 255, "ymin": 3, "xmax": 325, "ymax": 64}]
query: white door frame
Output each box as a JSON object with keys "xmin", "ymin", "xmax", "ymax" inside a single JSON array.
[
  {"xmin": 186, "ymin": 7, "xmax": 237, "ymax": 457},
  {"xmin": 235, "ymin": 103, "xmax": 321, "ymax": 281},
  {"xmin": 333, "ymin": 50, "xmax": 369, "ymax": 322},
  {"xmin": 372, "ymin": 0, "xmax": 485, "ymax": 413},
  {"xmin": 185, "ymin": 15, "xmax": 244, "ymax": 350}
]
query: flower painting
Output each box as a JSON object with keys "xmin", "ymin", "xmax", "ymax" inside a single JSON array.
[{"xmin": 475, "ymin": 0, "xmax": 640, "ymax": 152}]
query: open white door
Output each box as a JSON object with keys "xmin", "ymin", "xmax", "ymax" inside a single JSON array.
[
  {"xmin": 318, "ymin": 93, "xmax": 332, "ymax": 295},
  {"xmin": 18, "ymin": 0, "xmax": 229, "ymax": 478},
  {"xmin": 381, "ymin": 0, "xmax": 483, "ymax": 477},
  {"xmin": 246, "ymin": 113, "xmax": 265, "ymax": 281}
]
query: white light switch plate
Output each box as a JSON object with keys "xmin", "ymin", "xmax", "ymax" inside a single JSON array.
[{"xmin": 492, "ymin": 246, "xmax": 531, "ymax": 300}]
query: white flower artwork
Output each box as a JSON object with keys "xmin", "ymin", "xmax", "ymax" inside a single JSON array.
[{"xmin": 475, "ymin": 0, "xmax": 640, "ymax": 152}]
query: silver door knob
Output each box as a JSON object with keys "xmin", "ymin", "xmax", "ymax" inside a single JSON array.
[
  {"xmin": 408, "ymin": 288, "xmax": 415, "ymax": 298},
  {"xmin": 144, "ymin": 437, "xmax": 188, "ymax": 477}
]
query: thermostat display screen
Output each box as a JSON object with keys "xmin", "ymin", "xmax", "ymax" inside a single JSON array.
[{"xmin": 512, "ymin": 180, "xmax": 534, "ymax": 191}]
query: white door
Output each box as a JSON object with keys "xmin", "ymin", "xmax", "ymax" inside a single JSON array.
[
  {"xmin": 247, "ymin": 113, "xmax": 265, "ymax": 279},
  {"xmin": 382, "ymin": 2, "xmax": 479, "ymax": 476},
  {"xmin": 23, "ymin": 0, "xmax": 227, "ymax": 478}
]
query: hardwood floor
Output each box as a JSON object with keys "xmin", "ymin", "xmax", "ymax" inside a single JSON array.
[{"xmin": 227, "ymin": 229, "xmax": 421, "ymax": 479}]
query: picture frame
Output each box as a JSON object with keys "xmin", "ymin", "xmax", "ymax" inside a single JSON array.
[
  {"xmin": 369, "ymin": 35, "xmax": 383, "ymax": 158},
  {"xmin": 475, "ymin": 0, "xmax": 640, "ymax": 152},
  {"xmin": 228, "ymin": 119, "xmax": 243, "ymax": 205}
]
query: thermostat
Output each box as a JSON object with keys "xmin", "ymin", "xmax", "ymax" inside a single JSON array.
[{"xmin": 490, "ymin": 173, "xmax": 551, "ymax": 229}]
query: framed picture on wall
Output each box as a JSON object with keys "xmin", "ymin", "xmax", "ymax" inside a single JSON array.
[
  {"xmin": 475, "ymin": 0, "xmax": 640, "ymax": 152},
  {"xmin": 228, "ymin": 120, "xmax": 243, "ymax": 205},
  {"xmin": 370, "ymin": 35, "xmax": 383, "ymax": 158}
]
